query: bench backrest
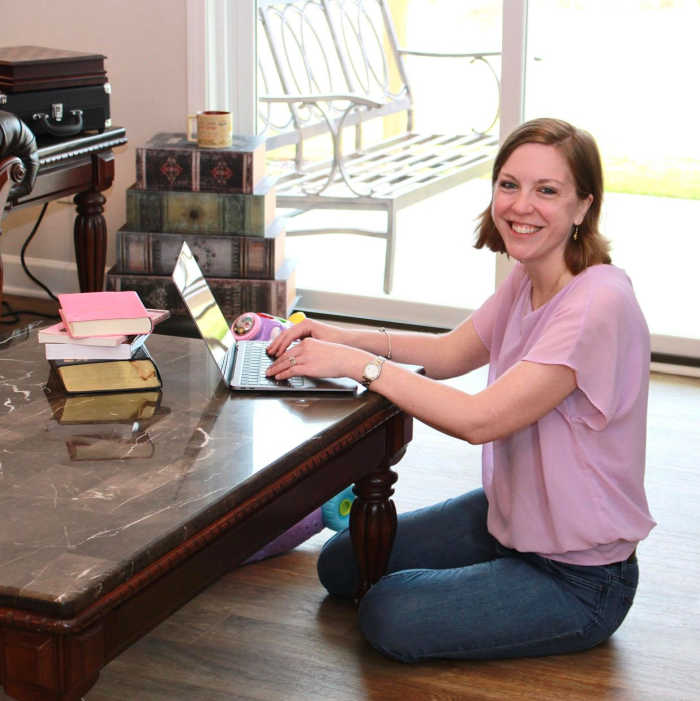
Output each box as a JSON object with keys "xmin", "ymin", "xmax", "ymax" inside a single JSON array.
[{"xmin": 257, "ymin": 0, "xmax": 413, "ymax": 152}]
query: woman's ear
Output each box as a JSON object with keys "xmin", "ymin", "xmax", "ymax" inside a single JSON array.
[{"xmin": 576, "ymin": 193, "xmax": 594, "ymax": 225}]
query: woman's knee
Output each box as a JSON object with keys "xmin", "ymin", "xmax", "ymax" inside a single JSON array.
[
  {"xmin": 357, "ymin": 574, "xmax": 425, "ymax": 663},
  {"xmin": 317, "ymin": 529, "xmax": 357, "ymax": 598}
]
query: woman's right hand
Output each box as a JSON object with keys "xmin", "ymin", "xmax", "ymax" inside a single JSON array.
[{"xmin": 265, "ymin": 318, "xmax": 346, "ymax": 358}]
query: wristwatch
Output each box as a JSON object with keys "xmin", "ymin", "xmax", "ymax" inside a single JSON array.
[{"xmin": 361, "ymin": 356, "xmax": 385, "ymax": 388}]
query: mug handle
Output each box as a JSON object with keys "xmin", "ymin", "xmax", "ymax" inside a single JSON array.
[{"xmin": 186, "ymin": 114, "xmax": 197, "ymax": 143}]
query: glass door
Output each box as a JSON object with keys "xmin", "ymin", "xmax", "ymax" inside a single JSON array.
[
  {"xmin": 525, "ymin": 0, "xmax": 700, "ymax": 363},
  {"xmin": 258, "ymin": 0, "xmax": 505, "ymax": 327}
]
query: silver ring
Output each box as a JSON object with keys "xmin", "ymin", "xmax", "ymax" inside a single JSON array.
[{"xmin": 289, "ymin": 356, "xmax": 296, "ymax": 367}]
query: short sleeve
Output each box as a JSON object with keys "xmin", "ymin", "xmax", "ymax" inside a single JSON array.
[
  {"xmin": 523, "ymin": 273, "xmax": 650, "ymax": 430},
  {"xmin": 471, "ymin": 264, "xmax": 527, "ymax": 351}
]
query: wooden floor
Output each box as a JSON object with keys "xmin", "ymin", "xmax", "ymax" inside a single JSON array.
[{"xmin": 2, "ymin": 296, "xmax": 699, "ymax": 701}]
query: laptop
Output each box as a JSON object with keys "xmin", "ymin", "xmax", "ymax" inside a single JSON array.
[{"xmin": 171, "ymin": 242, "xmax": 357, "ymax": 394}]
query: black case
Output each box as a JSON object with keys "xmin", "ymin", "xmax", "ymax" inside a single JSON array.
[{"xmin": 0, "ymin": 83, "xmax": 111, "ymax": 138}]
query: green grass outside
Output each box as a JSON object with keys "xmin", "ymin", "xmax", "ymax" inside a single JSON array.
[{"xmin": 604, "ymin": 156, "xmax": 700, "ymax": 200}]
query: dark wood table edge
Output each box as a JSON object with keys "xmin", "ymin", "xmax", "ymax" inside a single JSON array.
[{"xmin": 0, "ymin": 401, "xmax": 412, "ymax": 701}]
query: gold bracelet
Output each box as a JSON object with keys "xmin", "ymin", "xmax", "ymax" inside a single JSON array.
[{"xmin": 378, "ymin": 327, "xmax": 392, "ymax": 359}]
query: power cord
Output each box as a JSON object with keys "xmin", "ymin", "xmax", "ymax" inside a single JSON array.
[{"xmin": 1, "ymin": 201, "xmax": 61, "ymax": 325}]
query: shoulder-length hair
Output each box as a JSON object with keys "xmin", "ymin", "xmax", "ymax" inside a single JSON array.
[{"xmin": 475, "ymin": 117, "xmax": 611, "ymax": 274}]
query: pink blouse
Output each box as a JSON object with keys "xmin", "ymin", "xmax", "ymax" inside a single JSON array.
[{"xmin": 471, "ymin": 263, "xmax": 656, "ymax": 565}]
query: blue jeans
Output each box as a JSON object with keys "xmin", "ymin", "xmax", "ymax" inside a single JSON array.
[{"xmin": 317, "ymin": 488, "xmax": 638, "ymax": 663}]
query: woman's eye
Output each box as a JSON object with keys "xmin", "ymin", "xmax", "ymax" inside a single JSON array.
[
  {"xmin": 498, "ymin": 180, "xmax": 516, "ymax": 190},
  {"xmin": 539, "ymin": 186, "xmax": 556, "ymax": 195}
]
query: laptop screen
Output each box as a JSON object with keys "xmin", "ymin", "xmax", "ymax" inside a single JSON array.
[{"xmin": 172, "ymin": 242, "xmax": 236, "ymax": 383}]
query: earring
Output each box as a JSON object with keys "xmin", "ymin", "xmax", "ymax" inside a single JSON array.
[{"xmin": 573, "ymin": 225, "xmax": 579, "ymax": 241}]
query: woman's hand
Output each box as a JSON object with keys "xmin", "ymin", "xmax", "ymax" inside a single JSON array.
[
  {"xmin": 265, "ymin": 318, "xmax": 345, "ymax": 358},
  {"xmin": 266, "ymin": 336, "xmax": 369, "ymax": 382}
]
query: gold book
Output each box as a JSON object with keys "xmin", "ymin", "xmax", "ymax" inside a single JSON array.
[{"xmin": 48, "ymin": 345, "xmax": 162, "ymax": 395}]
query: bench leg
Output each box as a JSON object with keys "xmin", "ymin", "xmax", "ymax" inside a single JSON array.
[{"xmin": 383, "ymin": 204, "xmax": 397, "ymax": 295}]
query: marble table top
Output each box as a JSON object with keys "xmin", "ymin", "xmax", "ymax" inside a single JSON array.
[{"xmin": 0, "ymin": 329, "xmax": 375, "ymax": 620}]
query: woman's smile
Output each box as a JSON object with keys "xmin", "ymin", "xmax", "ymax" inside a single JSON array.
[{"xmin": 509, "ymin": 222, "xmax": 543, "ymax": 235}]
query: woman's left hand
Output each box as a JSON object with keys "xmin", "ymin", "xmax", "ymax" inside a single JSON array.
[{"xmin": 265, "ymin": 338, "xmax": 367, "ymax": 382}]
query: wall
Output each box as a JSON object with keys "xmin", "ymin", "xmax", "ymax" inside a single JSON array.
[{"xmin": 0, "ymin": 0, "xmax": 189, "ymax": 297}]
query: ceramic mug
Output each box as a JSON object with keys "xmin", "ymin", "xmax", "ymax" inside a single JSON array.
[{"xmin": 186, "ymin": 110, "xmax": 233, "ymax": 148}]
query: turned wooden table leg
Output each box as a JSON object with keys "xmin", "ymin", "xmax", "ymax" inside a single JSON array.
[
  {"xmin": 73, "ymin": 189, "xmax": 107, "ymax": 292},
  {"xmin": 73, "ymin": 152, "xmax": 114, "ymax": 293},
  {"xmin": 350, "ymin": 467, "xmax": 398, "ymax": 600},
  {"xmin": 351, "ymin": 411, "xmax": 412, "ymax": 600}
]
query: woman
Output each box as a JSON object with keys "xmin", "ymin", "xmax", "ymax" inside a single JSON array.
[{"xmin": 266, "ymin": 117, "xmax": 656, "ymax": 662}]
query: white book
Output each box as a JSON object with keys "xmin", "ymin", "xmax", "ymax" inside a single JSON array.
[
  {"xmin": 38, "ymin": 321, "xmax": 127, "ymax": 346},
  {"xmin": 44, "ymin": 334, "xmax": 149, "ymax": 361}
]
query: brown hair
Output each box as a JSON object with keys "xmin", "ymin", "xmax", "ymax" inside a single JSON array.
[{"xmin": 475, "ymin": 117, "xmax": 611, "ymax": 273}]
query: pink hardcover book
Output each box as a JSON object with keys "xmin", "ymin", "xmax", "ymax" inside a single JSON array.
[
  {"xmin": 39, "ymin": 309, "xmax": 171, "ymax": 346},
  {"xmin": 58, "ymin": 291, "xmax": 153, "ymax": 338}
]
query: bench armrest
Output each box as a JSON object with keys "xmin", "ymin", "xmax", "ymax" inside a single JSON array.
[
  {"xmin": 398, "ymin": 48, "xmax": 501, "ymax": 59},
  {"xmin": 259, "ymin": 93, "xmax": 387, "ymax": 109}
]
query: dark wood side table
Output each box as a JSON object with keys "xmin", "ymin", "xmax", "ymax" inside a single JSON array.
[
  {"xmin": 0, "ymin": 332, "xmax": 412, "ymax": 701},
  {"xmin": 3, "ymin": 126, "xmax": 127, "ymax": 295}
]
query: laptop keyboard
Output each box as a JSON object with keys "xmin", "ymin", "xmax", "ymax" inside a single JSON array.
[{"xmin": 240, "ymin": 342, "xmax": 305, "ymax": 388}]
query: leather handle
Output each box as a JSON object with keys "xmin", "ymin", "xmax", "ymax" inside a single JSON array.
[{"xmin": 32, "ymin": 110, "xmax": 84, "ymax": 138}]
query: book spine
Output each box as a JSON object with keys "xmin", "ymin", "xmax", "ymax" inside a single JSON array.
[
  {"xmin": 115, "ymin": 229, "xmax": 284, "ymax": 278},
  {"xmin": 125, "ymin": 187, "xmax": 275, "ymax": 236},
  {"xmin": 134, "ymin": 147, "xmax": 264, "ymax": 194},
  {"xmin": 106, "ymin": 266, "xmax": 294, "ymax": 320}
]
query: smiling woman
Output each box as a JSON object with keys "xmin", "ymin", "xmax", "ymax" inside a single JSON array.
[{"xmin": 263, "ymin": 117, "xmax": 656, "ymax": 663}]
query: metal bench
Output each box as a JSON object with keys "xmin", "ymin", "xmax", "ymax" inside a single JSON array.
[{"xmin": 257, "ymin": 0, "xmax": 500, "ymax": 294}]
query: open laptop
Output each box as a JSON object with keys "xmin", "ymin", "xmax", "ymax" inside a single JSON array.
[{"xmin": 172, "ymin": 242, "xmax": 357, "ymax": 394}]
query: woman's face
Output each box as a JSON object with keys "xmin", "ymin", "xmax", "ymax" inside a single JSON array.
[{"xmin": 491, "ymin": 142, "xmax": 592, "ymax": 271}]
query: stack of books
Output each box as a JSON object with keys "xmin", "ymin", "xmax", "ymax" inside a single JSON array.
[
  {"xmin": 42, "ymin": 290, "xmax": 169, "ymax": 394},
  {"xmin": 105, "ymin": 132, "xmax": 296, "ymax": 332}
]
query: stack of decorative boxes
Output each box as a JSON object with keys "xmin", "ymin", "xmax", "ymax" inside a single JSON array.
[{"xmin": 106, "ymin": 132, "xmax": 294, "ymax": 335}]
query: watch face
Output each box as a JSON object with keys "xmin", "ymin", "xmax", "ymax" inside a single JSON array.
[{"xmin": 364, "ymin": 362, "xmax": 380, "ymax": 381}]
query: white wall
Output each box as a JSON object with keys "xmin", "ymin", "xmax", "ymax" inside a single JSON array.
[{"xmin": 0, "ymin": 0, "xmax": 189, "ymax": 296}]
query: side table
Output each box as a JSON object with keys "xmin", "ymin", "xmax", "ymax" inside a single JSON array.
[{"xmin": 3, "ymin": 126, "xmax": 127, "ymax": 295}]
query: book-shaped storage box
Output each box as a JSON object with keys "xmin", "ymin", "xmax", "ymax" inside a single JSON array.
[
  {"xmin": 114, "ymin": 216, "xmax": 286, "ymax": 278},
  {"xmin": 48, "ymin": 345, "xmax": 162, "ymax": 394},
  {"xmin": 106, "ymin": 259, "xmax": 296, "ymax": 322},
  {"xmin": 58, "ymin": 291, "xmax": 153, "ymax": 338},
  {"xmin": 135, "ymin": 132, "xmax": 266, "ymax": 194},
  {"xmin": 125, "ymin": 176, "xmax": 276, "ymax": 236}
]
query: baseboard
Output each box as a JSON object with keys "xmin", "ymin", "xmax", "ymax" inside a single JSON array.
[
  {"xmin": 296, "ymin": 288, "xmax": 471, "ymax": 330},
  {"xmin": 1, "ymin": 254, "xmax": 97, "ymax": 297}
]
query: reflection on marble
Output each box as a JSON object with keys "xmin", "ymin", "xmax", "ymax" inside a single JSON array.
[{"xmin": 0, "ymin": 331, "xmax": 375, "ymax": 619}]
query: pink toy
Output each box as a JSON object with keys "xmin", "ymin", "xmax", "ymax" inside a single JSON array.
[
  {"xmin": 232, "ymin": 311, "xmax": 290, "ymax": 341},
  {"xmin": 244, "ymin": 485, "xmax": 356, "ymax": 564}
]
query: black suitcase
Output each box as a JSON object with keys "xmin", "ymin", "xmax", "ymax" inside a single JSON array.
[{"xmin": 0, "ymin": 83, "xmax": 111, "ymax": 138}]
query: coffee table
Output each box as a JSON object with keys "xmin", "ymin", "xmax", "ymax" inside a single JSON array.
[{"xmin": 0, "ymin": 331, "xmax": 411, "ymax": 701}]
